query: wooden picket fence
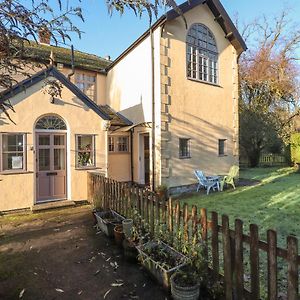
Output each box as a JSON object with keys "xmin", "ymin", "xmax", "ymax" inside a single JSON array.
[{"xmin": 87, "ymin": 173, "xmax": 300, "ymax": 300}]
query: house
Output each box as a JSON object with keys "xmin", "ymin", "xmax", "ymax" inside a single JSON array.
[{"xmin": 0, "ymin": 0, "xmax": 246, "ymax": 212}]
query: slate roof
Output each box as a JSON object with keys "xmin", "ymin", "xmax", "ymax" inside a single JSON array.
[
  {"xmin": 0, "ymin": 66, "xmax": 131, "ymax": 125},
  {"xmin": 107, "ymin": 0, "xmax": 247, "ymax": 71},
  {"xmin": 99, "ymin": 105, "xmax": 133, "ymax": 126},
  {"xmin": 23, "ymin": 41, "xmax": 111, "ymax": 73}
]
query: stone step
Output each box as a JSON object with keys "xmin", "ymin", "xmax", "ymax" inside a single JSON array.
[{"xmin": 32, "ymin": 200, "xmax": 76, "ymax": 212}]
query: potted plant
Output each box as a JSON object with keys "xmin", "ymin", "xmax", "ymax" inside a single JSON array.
[
  {"xmin": 94, "ymin": 209, "xmax": 124, "ymax": 237},
  {"xmin": 136, "ymin": 240, "xmax": 188, "ymax": 290},
  {"xmin": 170, "ymin": 266, "xmax": 200, "ymax": 300},
  {"xmin": 170, "ymin": 243, "xmax": 207, "ymax": 300},
  {"xmin": 114, "ymin": 224, "xmax": 125, "ymax": 247},
  {"xmin": 156, "ymin": 185, "xmax": 168, "ymax": 201}
]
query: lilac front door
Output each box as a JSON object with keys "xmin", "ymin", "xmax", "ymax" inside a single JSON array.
[{"xmin": 36, "ymin": 133, "xmax": 67, "ymax": 202}]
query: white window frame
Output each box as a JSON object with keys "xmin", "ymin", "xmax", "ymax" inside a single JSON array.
[
  {"xmin": 186, "ymin": 23, "xmax": 219, "ymax": 85},
  {"xmin": 108, "ymin": 135, "xmax": 130, "ymax": 153},
  {"xmin": 75, "ymin": 134, "xmax": 96, "ymax": 169},
  {"xmin": 0, "ymin": 133, "xmax": 27, "ymax": 173}
]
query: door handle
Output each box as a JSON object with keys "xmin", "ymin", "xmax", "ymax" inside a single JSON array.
[{"xmin": 46, "ymin": 172, "xmax": 58, "ymax": 176}]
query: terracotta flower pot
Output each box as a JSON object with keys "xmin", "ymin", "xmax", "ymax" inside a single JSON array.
[{"xmin": 114, "ymin": 224, "xmax": 125, "ymax": 247}]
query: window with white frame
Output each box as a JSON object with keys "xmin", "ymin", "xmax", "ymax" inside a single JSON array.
[
  {"xmin": 75, "ymin": 135, "xmax": 95, "ymax": 168},
  {"xmin": 108, "ymin": 136, "xmax": 129, "ymax": 153},
  {"xmin": 0, "ymin": 133, "xmax": 26, "ymax": 172},
  {"xmin": 186, "ymin": 23, "xmax": 218, "ymax": 84},
  {"xmin": 75, "ymin": 72, "xmax": 96, "ymax": 101},
  {"xmin": 218, "ymin": 139, "xmax": 227, "ymax": 156},
  {"xmin": 179, "ymin": 138, "xmax": 191, "ymax": 159}
]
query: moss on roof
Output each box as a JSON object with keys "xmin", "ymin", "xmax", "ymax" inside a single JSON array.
[{"xmin": 23, "ymin": 41, "xmax": 111, "ymax": 72}]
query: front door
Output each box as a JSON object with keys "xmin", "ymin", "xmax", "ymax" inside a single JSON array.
[{"xmin": 36, "ymin": 133, "xmax": 67, "ymax": 202}]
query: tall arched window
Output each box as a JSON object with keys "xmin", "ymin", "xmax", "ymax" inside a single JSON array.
[{"xmin": 186, "ymin": 24, "xmax": 218, "ymax": 84}]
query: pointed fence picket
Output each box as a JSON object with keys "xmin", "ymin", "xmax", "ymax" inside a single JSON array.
[{"xmin": 87, "ymin": 173, "xmax": 300, "ymax": 300}]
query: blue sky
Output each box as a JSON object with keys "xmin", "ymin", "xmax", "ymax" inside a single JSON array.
[{"xmin": 66, "ymin": 0, "xmax": 300, "ymax": 59}]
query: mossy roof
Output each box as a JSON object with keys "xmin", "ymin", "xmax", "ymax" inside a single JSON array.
[{"xmin": 23, "ymin": 42, "xmax": 111, "ymax": 73}]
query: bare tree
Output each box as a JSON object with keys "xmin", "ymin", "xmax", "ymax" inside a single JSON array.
[{"xmin": 238, "ymin": 11, "xmax": 300, "ymax": 166}]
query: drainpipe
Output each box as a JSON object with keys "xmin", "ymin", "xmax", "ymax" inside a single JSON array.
[
  {"xmin": 130, "ymin": 128, "xmax": 134, "ymax": 182},
  {"xmin": 68, "ymin": 45, "xmax": 75, "ymax": 80},
  {"xmin": 150, "ymin": 28, "xmax": 156, "ymax": 191}
]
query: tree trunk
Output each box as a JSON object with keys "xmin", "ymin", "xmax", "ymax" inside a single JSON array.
[{"xmin": 248, "ymin": 150, "xmax": 261, "ymax": 167}]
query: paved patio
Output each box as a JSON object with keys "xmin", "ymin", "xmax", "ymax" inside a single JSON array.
[{"xmin": 0, "ymin": 205, "xmax": 167, "ymax": 300}]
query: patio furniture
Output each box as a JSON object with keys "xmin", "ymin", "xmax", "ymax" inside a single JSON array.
[
  {"xmin": 220, "ymin": 165, "xmax": 239, "ymax": 191},
  {"xmin": 194, "ymin": 170, "xmax": 220, "ymax": 195}
]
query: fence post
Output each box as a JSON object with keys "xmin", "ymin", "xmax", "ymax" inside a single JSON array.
[
  {"xmin": 287, "ymin": 236, "xmax": 298, "ymax": 300},
  {"xmin": 267, "ymin": 229, "xmax": 277, "ymax": 300},
  {"xmin": 222, "ymin": 215, "xmax": 233, "ymax": 300},
  {"xmin": 183, "ymin": 203, "xmax": 189, "ymax": 243},
  {"xmin": 211, "ymin": 211, "xmax": 219, "ymax": 280},
  {"xmin": 87, "ymin": 172, "xmax": 93, "ymax": 203},
  {"xmin": 250, "ymin": 224, "xmax": 260, "ymax": 300},
  {"xmin": 168, "ymin": 198, "xmax": 173, "ymax": 236},
  {"xmin": 191, "ymin": 206, "xmax": 198, "ymax": 245},
  {"xmin": 150, "ymin": 193, "xmax": 155, "ymax": 236},
  {"xmin": 235, "ymin": 219, "xmax": 244, "ymax": 299}
]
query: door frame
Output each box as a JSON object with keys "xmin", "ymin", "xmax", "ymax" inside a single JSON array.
[
  {"xmin": 34, "ymin": 129, "xmax": 69, "ymax": 204},
  {"xmin": 138, "ymin": 132, "xmax": 150, "ymax": 185}
]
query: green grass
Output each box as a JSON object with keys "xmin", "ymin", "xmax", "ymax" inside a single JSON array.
[{"xmin": 184, "ymin": 167, "xmax": 300, "ymax": 248}]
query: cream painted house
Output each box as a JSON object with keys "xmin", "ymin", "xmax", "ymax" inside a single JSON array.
[{"xmin": 0, "ymin": 0, "xmax": 246, "ymax": 212}]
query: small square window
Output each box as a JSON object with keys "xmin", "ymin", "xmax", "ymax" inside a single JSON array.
[
  {"xmin": 108, "ymin": 136, "xmax": 129, "ymax": 153},
  {"xmin": 218, "ymin": 139, "xmax": 227, "ymax": 156},
  {"xmin": 76, "ymin": 135, "xmax": 95, "ymax": 168},
  {"xmin": 179, "ymin": 138, "xmax": 191, "ymax": 159}
]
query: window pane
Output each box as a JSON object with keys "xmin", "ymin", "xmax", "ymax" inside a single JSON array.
[
  {"xmin": 39, "ymin": 135, "xmax": 50, "ymax": 146},
  {"xmin": 54, "ymin": 149, "xmax": 65, "ymax": 170},
  {"xmin": 179, "ymin": 138, "xmax": 190, "ymax": 158},
  {"xmin": 78, "ymin": 135, "xmax": 93, "ymax": 151},
  {"xmin": 218, "ymin": 139, "xmax": 226, "ymax": 156},
  {"xmin": 54, "ymin": 135, "xmax": 65, "ymax": 146},
  {"xmin": 2, "ymin": 153, "xmax": 23, "ymax": 170},
  {"xmin": 2, "ymin": 134, "xmax": 24, "ymax": 152},
  {"xmin": 39, "ymin": 149, "xmax": 50, "ymax": 171},
  {"xmin": 76, "ymin": 135, "xmax": 95, "ymax": 167},
  {"xmin": 108, "ymin": 137, "xmax": 114, "ymax": 152},
  {"xmin": 186, "ymin": 24, "xmax": 218, "ymax": 83},
  {"xmin": 117, "ymin": 137, "xmax": 128, "ymax": 152},
  {"xmin": 77, "ymin": 151, "xmax": 94, "ymax": 167}
]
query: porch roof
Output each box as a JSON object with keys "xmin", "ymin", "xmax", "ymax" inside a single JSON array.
[{"xmin": 111, "ymin": 122, "xmax": 152, "ymax": 133}]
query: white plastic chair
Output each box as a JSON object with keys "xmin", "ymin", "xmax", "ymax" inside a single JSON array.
[{"xmin": 194, "ymin": 170, "xmax": 220, "ymax": 195}]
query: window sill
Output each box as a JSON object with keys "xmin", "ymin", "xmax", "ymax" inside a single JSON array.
[
  {"xmin": 179, "ymin": 156, "xmax": 192, "ymax": 160},
  {"xmin": 187, "ymin": 77, "xmax": 222, "ymax": 88},
  {"xmin": 0, "ymin": 171, "xmax": 33, "ymax": 175},
  {"xmin": 218, "ymin": 155, "xmax": 228, "ymax": 157},
  {"xmin": 75, "ymin": 167, "xmax": 99, "ymax": 171},
  {"xmin": 108, "ymin": 151, "xmax": 130, "ymax": 154}
]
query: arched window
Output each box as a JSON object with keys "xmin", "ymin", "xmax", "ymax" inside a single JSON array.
[
  {"xmin": 35, "ymin": 115, "xmax": 67, "ymax": 130},
  {"xmin": 186, "ymin": 24, "xmax": 218, "ymax": 84}
]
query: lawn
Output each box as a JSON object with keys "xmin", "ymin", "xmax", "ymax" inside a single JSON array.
[{"xmin": 183, "ymin": 167, "xmax": 300, "ymax": 248}]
